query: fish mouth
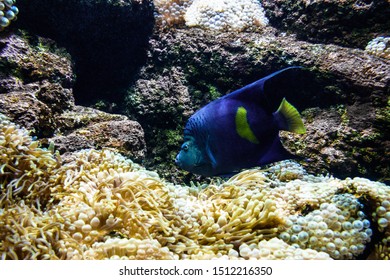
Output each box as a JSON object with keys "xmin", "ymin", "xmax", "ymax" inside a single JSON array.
[
  {"xmin": 175, "ymin": 153, "xmax": 208, "ymax": 173},
  {"xmin": 175, "ymin": 154, "xmax": 184, "ymax": 168}
]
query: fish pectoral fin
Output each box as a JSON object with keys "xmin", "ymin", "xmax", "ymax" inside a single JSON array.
[
  {"xmin": 274, "ymin": 98, "xmax": 306, "ymax": 134},
  {"xmin": 206, "ymin": 137, "xmax": 217, "ymax": 169}
]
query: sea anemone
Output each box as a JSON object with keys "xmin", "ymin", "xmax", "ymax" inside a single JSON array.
[{"xmin": 1, "ymin": 114, "xmax": 389, "ymax": 259}]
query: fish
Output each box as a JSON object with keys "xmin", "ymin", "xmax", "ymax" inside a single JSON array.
[{"xmin": 175, "ymin": 67, "xmax": 306, "ymax": 177}]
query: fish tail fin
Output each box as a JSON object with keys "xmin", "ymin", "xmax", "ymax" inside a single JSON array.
[{"xmin": 274, "ymin": 98, "xmax": 306, "ymax": 134}]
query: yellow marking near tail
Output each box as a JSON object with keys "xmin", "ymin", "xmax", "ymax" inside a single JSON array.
[
  {"xmin": 277, "ymin": 98, "xmax": 306, "ymax": 134},
  {"xmin": 235, "ymin": 106, "xmax": 260, "ymax": 144}
]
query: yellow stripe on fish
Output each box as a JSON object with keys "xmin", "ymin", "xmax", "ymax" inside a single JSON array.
[{"xmin": 235, "ymin": 106, "xmax": 260, "ymax": 144}]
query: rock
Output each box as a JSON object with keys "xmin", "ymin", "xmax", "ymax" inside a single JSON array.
[
  {"xmin": 15, "ymin": 0, "xmax": 155, "ymax": 106},
  {"xmin": 262, "ymin": 0, "xmax": 390, "ymax": 48},
  {"xmin": 0, "ymin": 34, "xmax": 74, "ymax": 91},
  {"xmin": 126, "ymin": 66, "xmax": 193, "ymax": 126},
  {"xmin": 126, "ymin": 27, "xmax": 389, "ymax": 182},
  {"xmin": 55, "ymin": 105, "xmax": 128, "ymax": 133},
  {"xmin": 50, "ymin": 118, "xmax": 146, "ymax": 161},
  {"xmin": 140, "ymin": 28, "xmax": 389, "ymax": 105},
  {"xmin": 44, "ymin": 105, "xmax": 147, "ymax": 161},
  {"xmin": 0, "ymin": 33, "xmax": 75, "ymax": 137},
  {"xmin": 0, "ymin": 91, "xmax": 53, "ymax": 136}
]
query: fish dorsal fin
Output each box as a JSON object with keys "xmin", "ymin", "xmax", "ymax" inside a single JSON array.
[
  {"xmin": 220, "ymin": 67, "xmax": 303, "ymax": 113},
  {"xmin": 262, "ymin": 66, "xmax": 303, "ymax": 112},
  {"xmin": 274, "ymin": 98, "xmax": 306, "ymax": 134}
]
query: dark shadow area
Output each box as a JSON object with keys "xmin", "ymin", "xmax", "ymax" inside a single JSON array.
[
  {"xmin": 14, "ymin": 0, "xmax": 155, "ymax": 110},
  {"xmin": 263, "ymin": 0, "xmax": 390, "ymax": 48}
]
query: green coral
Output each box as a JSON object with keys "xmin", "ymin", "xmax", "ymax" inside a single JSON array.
[
  {"xmin": 376, "ymin": 97, "xmax": 390, "ymax": 131},
  {"xmin": 336, "ymin": 105, "xmax": 349, "ymax": 126},
  {"xmin": 208, "ymin": 85, "xmax": 221, "ymax": 100}
]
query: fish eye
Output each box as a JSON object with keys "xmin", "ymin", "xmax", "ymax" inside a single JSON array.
[{"xmin": 182, "ymin": 143, "xmax": 189, "ymax": 152}]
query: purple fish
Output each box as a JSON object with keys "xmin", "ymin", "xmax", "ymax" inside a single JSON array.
[{"xmin": 175, "ymin": 67, "xmax": 306, "ymax": 177}]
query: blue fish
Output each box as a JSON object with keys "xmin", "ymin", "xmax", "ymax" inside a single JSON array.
[{"xmin": 175, "ymin": 67, "xmax": 306, "ymax": 177}]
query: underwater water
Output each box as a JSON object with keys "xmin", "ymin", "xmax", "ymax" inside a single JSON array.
[{"xmin": 0, "ymin": 0, "xmax": 389, "ymax": 260}]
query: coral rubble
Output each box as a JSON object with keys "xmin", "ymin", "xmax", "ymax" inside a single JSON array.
[{"xmin": 1, "ymin": 115, "xmax": 389, "ymax": 260}]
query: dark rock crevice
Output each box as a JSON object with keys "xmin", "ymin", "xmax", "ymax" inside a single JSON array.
[{"xmin": 14, "ymin": 0, "xmax": 155, "ymax": 108}]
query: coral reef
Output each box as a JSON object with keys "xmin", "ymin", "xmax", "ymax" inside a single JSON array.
[
  {"xmin": 0, "ymin": 0, "xmax": 18, "ymax": 31},
  {"xmin": 1, "ymin": 115, "xmax": 389, "ymax": 260},
  {"xmin": 365, "ymin": 36, "xmax": 390, "ymax": 59},
  {"xmin": 83, "ymin": 238, "xmax": 176, "ymax": 260},
  {"xmin": 2, "ymin": 0, "xmax": 389, "ymax": 261},
  {"xmin": 0, "ymin": 114, "xmax": 60, "ymax": 207},
  {"xmin": 236, "ymin": 238, "xmax": 331, "ymax": 260},
  {"xmin": 282, "ymin": 193, "xmax": 372, "ymax": 259},
  {"xmin": 7, "ymin": 1, "xmax": 388, "ymax": 186}
]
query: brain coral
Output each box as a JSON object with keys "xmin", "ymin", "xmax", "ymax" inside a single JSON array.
[
  {"xmin": 184, "ymin": 0, "xmax": 269, "ymax": 31},
  {"xmin": 365, "ymin": 36, "xmax": 390, "ymax": 60},
  {"xmin": 1, "ymin": 113, "xmax": 390, "ymax": 259},
  {"xmin": 154, "ymin": 0, "xmax": 269, "ymax": 31},
  {"xmin": 0, "ymin": 0, "xmax": 18, "ymax": 31},
  {"xmin": 154, "ymin": 0, "xmax": 194, "ymax": 27}
]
